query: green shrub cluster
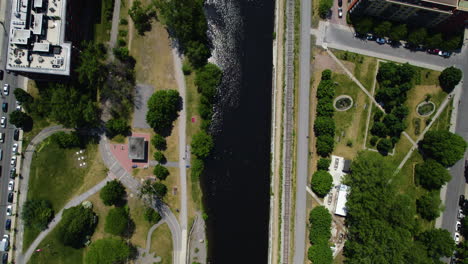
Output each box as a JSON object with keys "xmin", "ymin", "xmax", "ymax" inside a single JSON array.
[
  {"xmin": 315, "ymin": 70, "xmax": 336, "ymax": 157},
  {"xmin": 51, "ymin": 131, "xmax": 81, "ymax": 148},
  {"xmin": 307, "ymin": 206, "xmax": 332, "ymax": 264},
  {"xmin": 311, "ymin": 171, "xmax": 333, "ymax": 197}
]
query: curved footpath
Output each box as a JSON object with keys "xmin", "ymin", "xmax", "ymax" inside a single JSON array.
[{"xmin": 15, "ymin": 127, "xmax": 182, "ymax": 264}]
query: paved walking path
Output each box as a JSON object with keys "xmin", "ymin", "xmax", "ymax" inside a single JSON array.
[{"xmin": 108, "ymin": 0, "xmax": 122, "ymax": 60}]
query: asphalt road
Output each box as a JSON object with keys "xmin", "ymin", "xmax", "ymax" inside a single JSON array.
[
  {"xmin": 292, "ymin": 0, "xmax": 311, "ymax": 263},
  {"xmin": 319, "ymin": 22, "xmax": 468, "ymax": 257},
  {"xmin": 0, "ymin": 0, "xmax": 20, "ymax": 255}
]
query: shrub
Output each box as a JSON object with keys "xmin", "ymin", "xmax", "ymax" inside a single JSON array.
[
  {"xmin": 317, "ymin": 158, "xmax": 331, "ymax": 171},
  {"xmin": 439, "ymin": 66, "xmax": 462, "ymax": 93},
  {"xmin": 309, "ymin": 206, "xmax": 332, "ymax": 244},
  {"xmin": 153, "ymin": 164, "xmax": 170, "ymax": 180},
  {"xmin": 191, "ymin": 130, "xmax": 214, "ymax": 159},
  {"xmin": 100, "ymin": 180, "xmax": 126, "ymax": 206},
  {"xmin": 316, "ymin": 80, "xmax": 335, "ymax": 100},
  {"xmin": 420, "ymin": 130, "xmax": 467, "ymax": 167},
  {"xmin": 311, "ymin": 171, "xmax": 333, "ymax": 197},
  {"xmin": 105, "ymin": 207, "xmax": 130, "ymax": 236},
  {"xmin": 316, "ymin": 135, "xmax": 334, "ymax": 157},
  {"xmin": 57, "ymin": 205, "xmax": 96, "ymax": 248},
  {"xmin": 117, "ymin": 38, "xmax": 127, "ymax": 47},
  {"xmin": 153, "ymin": 151, "xmax": 167, "ymax": 164},
  {"xmin": 308, "ymin": 243, "xmax": 333, "ymax": 264},
  {"xmin": 314, "ymin": 116, "xmax": 335, "ymax": 137},
  {"xmin": 144, "ymin": 207, "xmax": 162, "ymax": 223},
  {"xmin": 321, "ymin": 69, "xmax": 332, "ymax": 80},
  {"xmin": 318, "ymin": 0, "xmax": 333, "ymax": 18},
  {"xmin": 182, "ymin": 63, "xmax": 192, "ymax": 75}
]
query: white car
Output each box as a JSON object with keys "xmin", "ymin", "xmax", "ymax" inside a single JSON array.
[
  {"xmin": 12, "ymin": 143, "xmax": 17, "ymax": 154},
  {"xmin": 8, "ymin": 181, "xmax": 14, "ymax": 191},
  {"xmin": 338, "ymin": 8, "xmax": 343, "ymax": 18},
  {"xmin": 456, "ymin": 221, "xmax": 462, "ymax": 232},
  {"xmin": 458, "ymin": 209, "xmax": 465, "ymax": 219},
  {"xmin": 0, "ymin": 117, "xmax": 5, "ymax": 128},
  {"xmin": 6, "ymin": 205, "xmax": 12, "ymax": 216},
  {"xmin": 10, "ymin": 156, "xmax": 16, "ymax": 167},
  {"xmin": 3, "ymin": 84, "xmax": 9, "ymax": 96},
  {"xmin": 454, "ymin": 232, "xmax": 461, "ymax": 244}
]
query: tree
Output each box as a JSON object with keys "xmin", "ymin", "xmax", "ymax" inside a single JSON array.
[
  {"xmin": 191, "ymin": 130, "xmax": 214, "ymax": 159},
  {"xmin": 418, "ymin": 228, "xmax": 455, "ymax": 260},
  {"xmin": 318, "ymin": 0, "xmax": 333, "ymax": 18},
  {"xmin": 76, "ymin": 42, "xmax": 106, "ymax": 88},
  {"xmin": 462, "ymin": 217, "xmax": 468, "ymax": 238},
  {"xmin": 153, "ymin": 182, "xmax": 168, "ymax": 198},
  {"xmin": 128, "ymin": 0, "xmax": 155, "ymax": 35},
  {"xmin": 426, "ymin": 33, "xmax": 443, "ymax": 49},
  {"xmin": 392, "ymin": 105, "xmax": 409, "ymax": 120},
  {"xmin": 377, "ymin": 138, "xmax": 393, "ymax": 155},
  {"xmin": 309, "ymin": 206, "xmax": 332, "ymax": 244},
  {"xmin": 308, "ymin": 243, "xmax": 333, "ymax": 264},
  {"xmin": 51, "ymin": 131, "xmax": 80, "ymax": 148},
  {"xmin": 9, "ymin": 110, "xmax": 31, "ymax": 128},
  {"xmin": 316, "ymin": 135, "xmax": 334, "ymax": 157},
  {"xmin": 14, "ymin": 88, "xmax": 34, "ymax": 105},
  {"xmin": 415, "ymin": 160, "xmax": 451, "ymax": 190},
  {"xmin": 105, "ymin": 207, "xmax": 131, "ymax": 236},
  {"xmin": 371, "ymin": 122, "xmax": 388, "ymax": 138},
  {"xmin": 417, "ymin": 191, "xmax": 441, "ymax": 220},
  {"xmin": 153, "ymin": 151, "xmax": 167, "ymax": 164},
  {"xmin": 105, "ymin": 118, "xmax": 130, "ymax": 137},
  {"xmin": 153, "ymin": 164, "xmax": 169, "ymax": 180},
  {"xmin": 314, "ymin": 116, "xmax": 335, "ymax": 137},
  {"xmin": 389, "ymin": 24, "xmax": 407, "ymax": 41},
  {"xmin": 144, "ymin": 207, "xmax": 161, "ymax": 223},
  {"xmin": 100, "ymin": 180, "xmax": 126, "ymax": 206},
  {"xmin": 316, "ymin": 80, "xmax": 335, "ymax": 100},
  {"xmin": 57, "ymin": 205, "xmax": 96, "ymax": 248},
  {"xmin": 146, "ymin": 90, "xmax": 182, "ymax": 134},
  {"xmin": 317, "ymin": 158, "xmax": 331, "ymax": 171},
  {"xmin": 354, "ymin": 17, "xmax": 374, "ymax": 34},
  {"xmin": 439, "ymin": 66, "xmax": 462, "ymax": 93},
  {"xmin": 321, "ymin": 69, "xmax": 332, "ymax": 80},
  {"xmin": 21, "ymin": 199, "xmax": 54, "ymax": 231},
  {"xmin": 408, "ymin": 28, "xmax": 428, "ymax": 46},
  {"xmin": 85, "ymin": 238, "xmax": 131, "ymax": 264},
  {"xmin": 311, "ymin": 171, "xmax": 333, "ymax": 197},
  {"xmin": 195, "ymin": 63, "xmax": 222, "ymax": 102},
  {"xmin": 151, "ymin": 134, "xmax": 167, "ymax": 150},
  {"xmin": 140, "ymin": 180, "xmax": 168, "ymax": 198},
  {"xmin": 420, "ymin": 130, "xmax": 467, "ymax": 167},
  {"xmin": 374, "ymin": 21, "xmax": 392, "ymax": 37},
  {"xmin": 316, "ymin": 98, "xmax": 334, "ymax": 117}
]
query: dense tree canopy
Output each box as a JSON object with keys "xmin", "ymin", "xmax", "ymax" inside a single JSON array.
[
  {"xmin": 14, "ymin": 88, "xmax": 34, "ymax": 105},
  {"xmin": 415, "ymin": 160, "xmax": 451, "ymax": 190},
  {"xmin": 417, "ymin": 191, "xmax": 441, "ymax": 221},
  {"xmin": 85, "ymin": 238, "xmax": 131, "ymax": 264},
  {"xmin": 377, "ymin": 138, "xmax": 393, "ymax": 155},
  {"xmin": 195, "ymin": 63, "xmax": 222, "ymax": 102},
  {"xmin": 309, "ymin": 206, "xmax": 332, "ymax": 244},
  {"xmin": 51, "ymin": 131, "xmax": 80, "ymax": 148},
  {"xmin": 153, "ymin": 151, "xmax": 167, "ymax": 164},
  {"xmin": 100, "ymin": 180, "xmax": 126, "ymax": 206},
  {"xmin": 374, "ymin": 21, "xmax": 392, "ymax": 37},
  {"xmin": 408, "ymin": 28, "xmax": 428, "ymax": 46},
  {"xmin": 21, "ymin": 199, "xmax": 54, "ymax": 231},
  {"xmin": 105, "ymin": 119, "xmax": 130, "ymax": 137},
  {"xmin": 420, "ymin": 130, "xmax": 467, "ymax": 167},
  {"xmin": 191, "ymin": 130, "xmax": 214, "ymax": 159},
  {"xmin": 439, "ymin": 66, "xmax": 462, "ymax": 93},
  {"xmin": 146, "ymin": 90, "xmax": 182, "ymax": 134},
  {"xmin": 140, "ymin": 180, "xmax": 168, "ymax": 198},
  {"xmin": 153, "ymin": 164, "xmax": 169, "ymax": 180},
  {"xmin": 9, "ymin": 110, "xmax": 32, "ymax": 129},
  {"xmin": 151, "ymin": 134, "xmax": 167, "ymax": 150},
  {"xmin": 105, "ymin": 207, "xmax": 131, "ymax": 236},
  {"xmin": 308, "ymin": 242, "xmax": 333, "ymax": 264},
  {"xmin": 389, "ymin": 24, "xmax": 408, "ymax": 41},
  {"xmin": 311, "ymin": 171, "xmax": 333, "ymax": 197},
  {"xmin": 58, "ymin": 205, "xmax": 96, "ymax": 248},
  {"xmin": 316, "ymin": 80, "xmax": 335, "ymax": 100},
  {"xmin": 316, "ymin": 135, "xmax": 334, "ymax": 157},
  {"xmin": 317, "ymin": 158, "xmax": 331, "ymax": 171},
  {"xmin": 418, "ymin": 228, "xmax": 455, "ymax": 260}
]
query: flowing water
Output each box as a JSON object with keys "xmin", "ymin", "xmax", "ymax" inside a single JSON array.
[{"xmin": 202, "ymin": 0, "xmax": 274, "ymax": 263}]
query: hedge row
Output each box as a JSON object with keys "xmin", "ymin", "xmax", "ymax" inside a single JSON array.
[
  {"xmin": 308, "ymin": 206, "xmax": 333, "ymax": 264},
  {"xmin": 315, "ymin": 70, "xmax": 336, "ymax": 157}
]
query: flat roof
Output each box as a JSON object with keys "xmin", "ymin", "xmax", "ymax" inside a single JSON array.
[
  {"xmin": 32, "ymin": 14, "xmax": 43, "ymax": 35},
  {"xmin": 34, "ymin": 0, "xmax": 43, "ymax": 8},
  {"xmin": 335, "ymin": 184, "xmax": 350, "ymax": 217},
  {"xmin": 422, "ymin": 0, "xmax": 458, "ymax": 7},
  {"xmin": 10, "ymin": 29, "xmax": 30, "ymax": 44},
  {"xmin": 129, "ymin": 137, "xmax": 145, "ymax": 160},
  {"xmin": 32, "ymin": 42, "xmax": 50, "ymax": 52}
]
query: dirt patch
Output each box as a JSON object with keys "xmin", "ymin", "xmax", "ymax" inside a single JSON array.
[{"xmin": 314, "ymin": 50, "xmax": 347, "ymax": 74}]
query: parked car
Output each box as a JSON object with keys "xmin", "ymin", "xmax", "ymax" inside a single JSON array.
[
  {"xmin": 458, "ymin": 209, "xmax": 465, "ymax": 219},
  {"xmin": 0, "ymin": 149, "xmax": 2, "ymax": 161},
  {"xmin": 427, "ymin": 48, "xmax": 440, "ymax": 54},
  {"xmin": 0, "ymin": 133, "xmax": 4, "ymax": 143},
  {"xmin": 9, "ymin": 168, "xmax": 15, "ymax": 179},
  {"xmin": 2, "ymin": 84, "xmax": 8, "ymax": 96},
  {"xmin": 456, "ymin": 221, "xmax": 462, "ymax": 232},
  {"xmin": 1, "ymin": 117, "xmax": 6, "ymax": 128},
  {"xmin": 454, "ymin": 232, "xmax": 461, "ymax": 244},
  {"xmin": 7, "ymin": 193, "xmax": 13, "ymax": 203},
  {"xmin": 338, "ymin": 7, "xmax": 343, "ymax": 18},
  {"xmin": 460, "ymin": 195, "xmax": 466, "ymax": 207},
  {"xmin": 366, "ymin": 33, "xmax": 375, "ymax": 41},
  {"xmin": 12, "ymin": 143, "xmax": 17, "ymax": 154},
  {"xmin": 376, "ymin": 37, "xmax": 386, "ymax": 44},
  {"xmin": 10, "ymin": 156, "xmax": 16, "ymax": 167},
  {"xmin": 438, "ymin": 51, "xmax": 451, "ymax": 58},
  {"xmin": 7, "ymin": 181, "xmax": 14, "ymax": 192},
  {"xmin": 0, "ymin": 70, "xmax": 4, "ymax": 81},
  {"xmin": 1, "ymin": 103, "xmax": 7, "ymax": 113},
  {"xmin": 13, "ymin": 129, "xmax": 19, "ymax": 141},
  {"xmin": 0, "ymin": 235, "xmax": 9, "ymax": 251},
  {"xmin": 4, "ymin": 219, "xmax": 10, "ymax": 231},
  {"xmin": 6, "ymin": 206, "xmax": 11, "ymax": 216},
  {"xmin": 354, "ymin": 32, "xmax": 365, "ymax": 39},
  {"xmin": 338, "ymin": 0, "xmax": 343, "ymax": 7},
  {"xmin": 2, "ymin": 253, "xmax": 7, "ymax": 264}
]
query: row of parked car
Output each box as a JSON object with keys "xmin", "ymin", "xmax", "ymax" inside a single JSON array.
[{"xmin": 354, "ymin": 33, "xmax": 452, "ymax": 58}]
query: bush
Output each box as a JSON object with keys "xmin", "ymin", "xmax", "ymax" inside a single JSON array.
[
  {"xmin": 420, "ymin": 130, "xmax": 467, "ymax": 167},
  {"xmin": 144, "ymin": 207, "xmax": 162, "ymax": 223},
  {"xmin": 113, "ymin": 47, "xmax": 130, "ymax": 61},
  {"xmin": 309, "ymin": 206, "xmax": 332, "ymax": 244},
  {"xmin": 105, "ymin": 118, "xmax": 130, "ymax": 137},
  {"xmin": 370, "ymin": 136, "xmax": 379, "ymax": 146},
  {"xmin": 417, "ymin": 191, "xmax": 441, "ymax": 220},
  {"xmin": 21, "ymin": 199, "xmax": 54, "ymax": 231},
  {"xmin": 316, "ymin": 135, "xmax": 334, "ymax": 157},
  {"xmin": 317, "ymin": 158, "xmax": 331, "ymax": 171},
  {"xmin": 182, "ymin": 63, "xmax": 192, "ymax": 75},
  {"xmin": 153, "ymin": 164, "xmax": 170, "ymax": 180},
  {"xmin": 321, "ymin": 69, "xmax": 332, "ymax": 80},
  {"xmin": 120, "ymin": 18, "xmax": 128, "ymax": 25},
  {"xmin": 377, "ymin": 138, "xmax": 393, "ymax": 155},
  {"xmin": 415, "ymin": 160, "xmax": 451, "ymax": 190},
  {"xmin": 153, "ymin": 151, "xmax": 167, "ymax": 164},
  {"xmin": 314, "ymin": 116, "xmax": 335, "ymax": 137},
  {"xmin": 129, "ymin": 0, "xmax": 155, "ymax": 35},
  {"xmin": 311, "ymin": 171, "xmax": 333, "ymax": 197},
  {"xmin": 51, "ymin": 131, "xmax": 80, "ymax": 148},
  {"xmin": 85, "ymin": 238, "xmax": 131, "ymax": 264},
  {"xmin": 439, "ymin": 66, "xmax": 462, "ymax": 93},
  {"xmin": 316, "ymin": 80, "xmax": 335, "ymax": 100},
  {"xmin": 316, "ymin": 98, "xmax": 334, "ymax": 117},
  {"xmin": 195, "ymin": 63, "xmax": 222, "ymax": 102},
  {"xmin": 117, "ymin": 38, "xmax": 127, "ymax": 47},
  {"xmin": 318, "ymin": 0, "xmax": 333, "ymax": 18},
  {"xmin": 100, "ymin": 180, "xmax": 126, "ymax": 206},
  {"xmin": 191, "ymin": 158, "xmax": 204, "ymax": 180},
  {"xmin": 57, "ymin": 205, "xmax": 96, "ymax": 248},
  {"xmin": 151, "ymin": 134, "xmax": 167, "ymax": 150},
  {"xmin": 105, "ymin": 207, "xmax": 131, "ymax": 236},
  {"xmin": 191, "ymin": 130, "xmax": 214, "ymax": 159},
  {"xmin": 146, "ymin": 90, "xmax": 181, "ymax": 134},
  {"xmin": 308, "ymin": 243, "xmax": 333, "ymax": 264}
]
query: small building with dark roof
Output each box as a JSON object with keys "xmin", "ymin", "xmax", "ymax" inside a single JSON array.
[
  {"xmin": 129, "ymin": 137, "xmax": 145, "ymax": 160},
  {"xmin": 342, "ymin": 160, "xmax": 352, "ymax": 173}
]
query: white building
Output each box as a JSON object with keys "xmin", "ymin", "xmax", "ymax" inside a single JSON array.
[
  {"xmin": 6, "ymin": 0, "xmax": 71, "ymax": 75},
  {"xmin": 334, "ymin": 184, "xmax": 350, "ymax": 217}
]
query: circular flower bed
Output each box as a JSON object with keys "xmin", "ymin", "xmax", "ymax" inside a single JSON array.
[
  {"xmin": 417, "ymin": 101, "xmax": 436, "ymax": 117},
  {"xmin": 334, "ymin": 95, "xmax": 353, "ymax": 111}
]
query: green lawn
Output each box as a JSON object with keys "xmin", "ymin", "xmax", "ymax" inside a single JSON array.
[
  {"xmin": 430, "ymin": 98, "xmax": 453, "ymax": 132},
  {"xmin": 94, "ymin": 0, "xmax": 113, "ymax": 43},
  {"xmin": 332, "ymin": 49, "xmax": 378, "ymax": 91},
  {"xmin": 150, "ymin": 223, "xmax": 173, "ymax": 264},
  {"xmin": 28, "ymin": 227, "xmax": 84, "ymax": 264},
  {"xmin": 24, "ymin": 139, "xmax": 104, "ymax": 250}
]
